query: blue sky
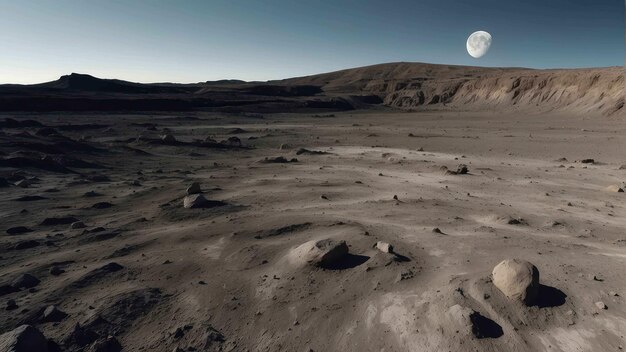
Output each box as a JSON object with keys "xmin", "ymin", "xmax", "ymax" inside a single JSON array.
[{"xmin": 0, "ymin": 0, "xmax": 623, "ymax": 83}]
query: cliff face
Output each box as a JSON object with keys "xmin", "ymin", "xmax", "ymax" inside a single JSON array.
[{"xmin": 283, "ymin": 63, "xmax": 624, "ymax": 116}]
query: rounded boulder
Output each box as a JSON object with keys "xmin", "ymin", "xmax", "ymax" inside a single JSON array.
[{"xmin": 492, "ymin": 259, "xmax": 539, "ymax": 305}]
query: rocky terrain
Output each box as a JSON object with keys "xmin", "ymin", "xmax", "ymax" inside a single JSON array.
[{"xmin": 0, "ymin": 62, "xmax": 624, "ymax": 351}]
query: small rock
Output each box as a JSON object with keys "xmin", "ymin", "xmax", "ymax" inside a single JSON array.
[
  {"xmin": 14, "ymin": 179, "xmax": 30, "ymax": 188},
  {"xmin": 580, "ymin": 159, "xmax": 595, "ymax": 164},
  {"xmin": 11, "ymin": 273, "xmax": 40, "ymax": 289},
  {"xmin": 5, "ymin": 299, "xmax": 17, "ymax": 311},
  {"xmin": 42, "ymin": 305, "xmax": 67, "ymax": 322},
  {"xmin": 595, "ymin": 301, "xmax": 607, "ymax": 310},
  {"xmin": 161, "ymin": 134, "xmax": 176, "ymax": 143},
  {"xmin": 396, "ymin": 269, "xmax": 415, "ymax": 282},
  {"xmin": 49, "ymin": 266, "xmax": 65, "ymax": 276},
  {"xmin": 456, "ymin": 164, "xmax": 469, "ymax": 174},
  {"xmin": 71, "ymin": 221, "xmax": 86, "ymax": 229}
]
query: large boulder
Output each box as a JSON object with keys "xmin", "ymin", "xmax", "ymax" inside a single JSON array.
[
  {"xmin": 289, "ymin": 239, "xmax": 349, "ymax": 268},
  {"xmin": 492, "ymin": 259, "xmax": 539, "ymax": 305},
  {"xmin": 0, "ymin": 325, "xmax": 49, "ymax": 352}
]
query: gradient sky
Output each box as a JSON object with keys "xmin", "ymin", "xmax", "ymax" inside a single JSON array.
[{"xmin": 0, "ymin": 0, "xmax": 623, "ymax": 84}]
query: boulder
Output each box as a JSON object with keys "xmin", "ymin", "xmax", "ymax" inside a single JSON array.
[
  {"xmin": 186, "ymin": 182, "xmax": 201, "ymax": 195},
  {"xmin": 375, "ymin": 241, "xmax": 394, "ymax": 253},
  {"xmin": 289, "ymin": 239, "xmax": 349, "ymax": 268},
  {"xmin": 0, "ymin": 325, "xmax": 49, "ymax": 352},
  {"xmin": 492, "ymin": 259, "xmax": 539, "ymax": 305}
]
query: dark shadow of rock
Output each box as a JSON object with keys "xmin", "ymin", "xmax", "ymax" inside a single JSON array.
[
  {"xmin": 392, "ymin": 253, "xmax": 411, "ymax": 262},
  {"xmin": 321, "ymin": 254, "xmax": 369, "ymax": 270},
  {"xmin": 470, "ymin": 312, "xmax": 503, "ymax": 338},
  {"xmin": 534, "ymin": 284, "xmax": 567, "ymax": 308}
]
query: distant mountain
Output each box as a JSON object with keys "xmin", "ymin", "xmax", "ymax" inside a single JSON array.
[
  {"xmin": 28, "ymin": 73, "xmax": 197, "ymax": 94},
  {"xmin": 0, "ymin": 63, "xmax": 622, "ymax": 115},
  {"xmin": 281, "ymin": 62, "xmax": 624, "ymax": 116}
]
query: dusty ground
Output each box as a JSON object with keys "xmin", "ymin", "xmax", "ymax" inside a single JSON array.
[{"xmin": 0, "ymin": 110, "xmax": 625, "ymax": 351}]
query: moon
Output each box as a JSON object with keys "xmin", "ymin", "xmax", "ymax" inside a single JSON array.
[{"xmin": 466, "ymin": 31, "xmax": 492, "ymax": 58}]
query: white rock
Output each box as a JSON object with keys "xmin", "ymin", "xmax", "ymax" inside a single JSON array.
[
  {"xmin": 375, "ymin": 241, "xmax": 393, "ymax": 253},
  {"xmin": 492, "ymin": 259, "xmax": 539, "ymax": 305}
]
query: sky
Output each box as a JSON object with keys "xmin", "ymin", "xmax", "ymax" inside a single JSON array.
[{"xmin": 0, "ymin": 0, "xmax": 623, "ymax": 84}]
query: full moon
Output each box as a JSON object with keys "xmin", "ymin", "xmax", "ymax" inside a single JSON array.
[{"xmin": 466, "ymin": 31, "xmax": 492, "ymax": 58}]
